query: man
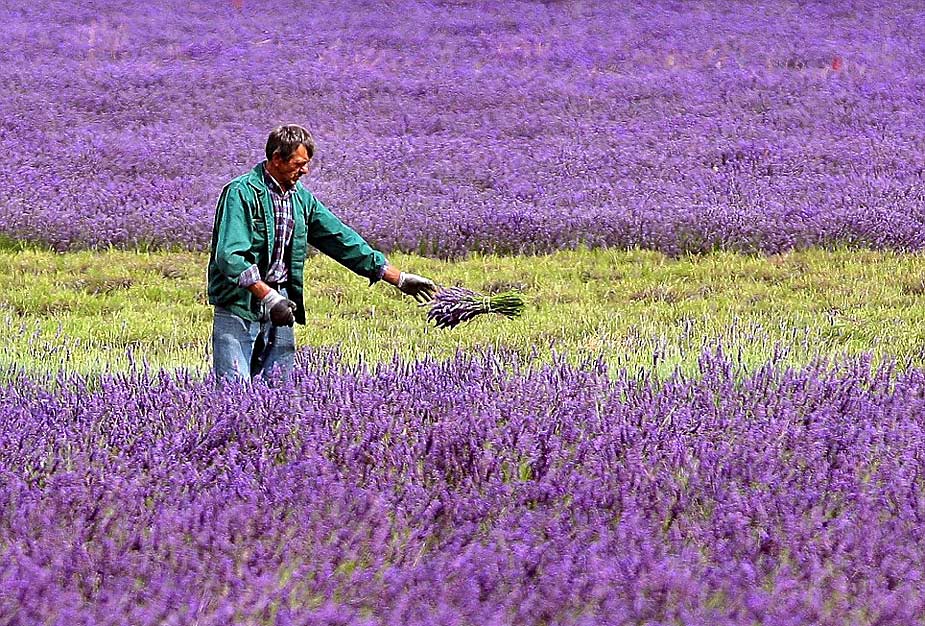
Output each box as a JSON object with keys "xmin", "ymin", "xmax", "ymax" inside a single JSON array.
[{"xmin": 208, "ymin": 124, "xmax": 437, "ymax": 381}]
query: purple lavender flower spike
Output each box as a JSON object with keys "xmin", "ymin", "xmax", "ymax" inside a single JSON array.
[{"xmin": 426, "ymin": 287, "xmax": 525, "ymax": 329}]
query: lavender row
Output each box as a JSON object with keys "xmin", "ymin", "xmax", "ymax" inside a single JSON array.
[
  {"xmin": 2, "ymin": 0, "xmax": 924, "ymax": 254},
  {"xmin": 1, "ymin": 349, "xmax": 924, "ymax": 624}
]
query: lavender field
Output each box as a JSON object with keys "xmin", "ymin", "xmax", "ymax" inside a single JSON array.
[
  {"xmin": 4, "ymin": 1, "xmax": 925, "ymax": 624},
  {"xmin": 3, "ymin": 350, "xmax": 925, "ymax": 624},
  {"xmin": 2, "ymin": 0, "xmax": 924, "ymax": 255}
]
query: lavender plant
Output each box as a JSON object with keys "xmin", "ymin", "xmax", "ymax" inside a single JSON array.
[
  {"xmin": 426, "ymin": 286, "xmax": 525, "ymax": 329},
  {"xmin": 1, "ymin": 1, "xmax": 924, "ymax": 255},
  {"xmin": 2, "ymin": 348, "xmax": 925, "ymax": 623}
]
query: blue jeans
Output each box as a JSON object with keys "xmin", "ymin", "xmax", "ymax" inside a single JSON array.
[{"xmin": 211, "ymin": 290, "xmax": 296, "ymax": 382}]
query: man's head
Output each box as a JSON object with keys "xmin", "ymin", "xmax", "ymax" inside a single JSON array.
[{"xmin": 265, "ymin": 124, "xmax": 315, "ymax": 190}]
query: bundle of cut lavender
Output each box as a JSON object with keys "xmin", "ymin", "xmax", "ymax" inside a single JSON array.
[{"xmin": 426, "ymin": 286, "xmax": 525, "ymax": 329}]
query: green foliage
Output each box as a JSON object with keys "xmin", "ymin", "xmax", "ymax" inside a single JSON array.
[{"xmin": 1, "ymin": 247, "xmax": 924, "ymax": 377}]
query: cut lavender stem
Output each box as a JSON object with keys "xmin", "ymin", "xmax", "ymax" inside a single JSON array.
[{"xmin": 426, "ymin": 287, "xmax": 525, "ymax": 329}]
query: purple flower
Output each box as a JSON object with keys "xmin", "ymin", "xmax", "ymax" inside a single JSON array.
[
  {"xmin": 426, "ymin": 287, "xmax": 525, "ymax": 329},
  {"xmin": 0, "ymin": 1, "xmax": 923, "ymax": 256}
]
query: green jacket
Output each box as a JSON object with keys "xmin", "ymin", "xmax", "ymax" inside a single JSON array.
[{"xmin": 207, "ymin": 163, "xmax": 387, "ymax": 324}]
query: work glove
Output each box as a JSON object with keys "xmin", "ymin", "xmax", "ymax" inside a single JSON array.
[
  {"xmin": 397, "ymin": 272, "xmax": 438, "ymax": 303},
  {"xmin": 261, "ymin": 289, "xmax": 296, "ymax": 326}
]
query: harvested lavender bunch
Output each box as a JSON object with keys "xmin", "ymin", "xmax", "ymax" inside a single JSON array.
[{"xmin": 426, "ymin": 287, "xmax": 525, "ymax": 329}]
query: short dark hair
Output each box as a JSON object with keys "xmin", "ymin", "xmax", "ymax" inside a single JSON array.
[{"xmin": 265, "ymin": 124, "xmax": 315, "ymax": 161}]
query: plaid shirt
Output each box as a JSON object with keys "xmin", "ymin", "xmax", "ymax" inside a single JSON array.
[{"xmin": 237, "ymin": 164, "xmax": 296, "ymax": 288}]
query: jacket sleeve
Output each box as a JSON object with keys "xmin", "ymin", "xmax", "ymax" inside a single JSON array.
[
  {"xmin": 305, "ymin": 195, "xmax": 387, "ymax": 283},
  {"xmin": 213, "ymin": 184, "xmax": 258, "ymax": 284}
]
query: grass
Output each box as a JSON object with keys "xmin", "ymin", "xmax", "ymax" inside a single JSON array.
[{"xmin": 2, "ymin": 246, "xmax": 925, "ymax": 377}]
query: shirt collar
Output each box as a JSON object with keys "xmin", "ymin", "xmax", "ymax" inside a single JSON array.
[{"xmin": 262, "ymin": 162, "xmax": 292, "ymax": 197}]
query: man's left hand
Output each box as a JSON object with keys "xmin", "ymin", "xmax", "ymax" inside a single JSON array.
[{"xmin": 397, "ymin": 272, "xmax": 438, "ymax": 303}]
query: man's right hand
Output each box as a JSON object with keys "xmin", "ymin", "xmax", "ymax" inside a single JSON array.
[{"xmin": 261, "ymin": 289, "xmax": 296, "ymax": 326}]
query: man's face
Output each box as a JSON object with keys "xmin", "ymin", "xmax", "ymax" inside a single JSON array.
[{"xmin": 269, "ymin": 144, "xmax": 311, "ymax": 190}]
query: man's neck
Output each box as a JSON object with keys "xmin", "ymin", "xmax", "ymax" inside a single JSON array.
[{"xmin": 264, "ymin": 164, "xmax": 291, "ymax": 193}]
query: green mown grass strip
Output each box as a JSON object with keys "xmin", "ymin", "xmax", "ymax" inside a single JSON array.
[{"xmin": 1, "ymin": 247, "xmax": 924, "ymax": 377}]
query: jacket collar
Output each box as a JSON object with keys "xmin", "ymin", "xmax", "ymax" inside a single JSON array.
[
  {"xmin": 246, "ymin": 161, "xmax": 305, "ymax": 195},
  {"xmin": 245, "ymin": 162, "xmax": 270, "ymax": 193}
]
